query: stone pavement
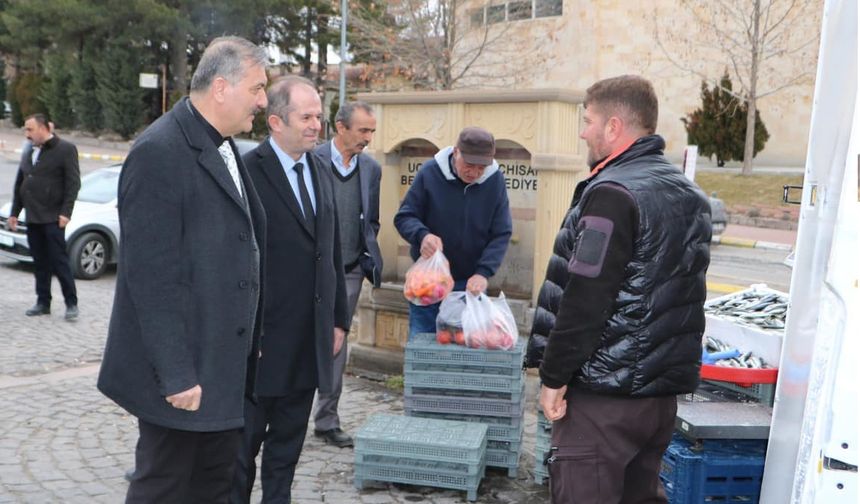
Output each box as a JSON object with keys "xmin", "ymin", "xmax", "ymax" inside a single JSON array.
[{"xmin": 0, "ymin": 258, "xmax": 548, "ymax": 503}]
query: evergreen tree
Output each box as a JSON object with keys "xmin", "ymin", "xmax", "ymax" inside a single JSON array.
[
  {"xmin": 682, "ymin": 74, "xmax": 769, "ymax": 167},
  {"xmin": 10, "ymin": 72, "xmax": 45, "ymax": 126},
  {"xmin": 0, "ymin": 59, "xmax": 7, "ymax": 119},
  {"xmin": 41, "ymin": 52, "xmax": 75, "ymax": 129},
  {"xmin": 95, "ymin": 41, "xmax": 146, "ymax": 139},
  {"xmin": 69, "ymin": 44, "xmax": 102, "ymax": 132}
]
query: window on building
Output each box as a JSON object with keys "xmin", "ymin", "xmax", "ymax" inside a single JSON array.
[
  {"xmin": 507, "ymin": 1, "xmax": 533, "ymax": 20},
  {"xmin": 487, "ymin": 4, "xmax": 506, "ymax": 24},
  {"xmin": 471, "ymin": 0, "xmax": 563, "ymax": 27},
  {"xmin": 470, "ymin": 8, "xmax": 485, "ymax": 28},
  {"xmin": 535, "ymin": 0, "xmax": 563, "ymax": 18}
]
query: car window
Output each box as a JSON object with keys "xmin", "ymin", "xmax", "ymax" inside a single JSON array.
[
  {"xmin": 77, "ymin": 170, "xmax": 120, "ymax": 204},
  {"xmin": 235, "ymin": 138, "xmax": 259, "ymax": 156}
]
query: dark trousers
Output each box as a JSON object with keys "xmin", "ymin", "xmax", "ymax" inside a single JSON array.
[
  {"xmin": 548, "ymin": 389, "xmax": 677, "ymax": 504},
  {"xmin": 231, "ymin": 389, "xmax": 316, "ymax": 504},
  {"xmin": 313, "ymin": 266, "xmax": 363, "ymax": 431},
  {"xmin": 126, "ymin": 419, "xmax": 242, "ymax": 504},
  {"xmin": 26, "ymin": 222, "xmax": 77, "ymax": 306}
]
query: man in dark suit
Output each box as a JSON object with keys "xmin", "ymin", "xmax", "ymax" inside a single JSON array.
[
  {"xmin": 231, "ymin": 76, "xmax": 350, "ymax": 503},
  {"xmin": 97, "ymin": 36, "xmax": 268, "ymax": 503},
  {"xmin": 8, "ymin": 113, "xmax": 80, "ymax": 320},
  {"xmin": 311, "ymin": 101, "xmax": 382, "ymax": 448}
]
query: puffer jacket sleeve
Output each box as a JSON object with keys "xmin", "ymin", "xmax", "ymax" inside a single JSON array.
[{"xmin": 524, "ymin": 215, "xmax": 577, "ymax": 368}]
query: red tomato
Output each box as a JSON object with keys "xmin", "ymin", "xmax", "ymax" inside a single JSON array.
[{"xmin": 437, "ymin": 330, "xmax": 452, "ymax": 344}]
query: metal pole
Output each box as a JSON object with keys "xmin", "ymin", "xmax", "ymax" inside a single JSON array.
[
  {"xmin": 161, "ymin": 64, "xmax": 167, "ymax": 115},
  {"xmin": 339, "ymin": 0, "xmax": 348, "ymax": 108}
]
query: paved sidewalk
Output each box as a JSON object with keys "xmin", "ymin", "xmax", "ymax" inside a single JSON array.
[{"xmin": 0, "ymin": 258, "xmax": 548, "ymax": 503}]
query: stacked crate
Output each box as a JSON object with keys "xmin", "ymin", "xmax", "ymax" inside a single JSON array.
[
  {"xmin": 404, "ymin": 333, "xmax": 526, "ymax": 477},
  {"xmin": 660, "ymin": 435, "xmax": 767, "ymax": 503},
  {"xmin": 354, "ymin": 413, "xmax": 488, "ymax": 502},
  {"xmin": 533, "ymin": 408, "xmax": 552, "ymax": 484}
]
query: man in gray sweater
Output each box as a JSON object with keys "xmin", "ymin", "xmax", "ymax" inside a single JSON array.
[{"xmin": 312, "ymin": 101, "xmax": 383, "ymax": 447}]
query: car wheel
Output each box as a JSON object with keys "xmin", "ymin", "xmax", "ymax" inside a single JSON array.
[{"xmin": 70, "ymin": 232, "xmax": 109, "ymax": 280}]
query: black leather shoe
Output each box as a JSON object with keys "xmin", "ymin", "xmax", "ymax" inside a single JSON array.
[
  {"xmin": 314, "ymin": 428, "xmax": 353, "ymax": 448},
  {"xmin": 64, "ymin": 305, "xmax": 79, "ymax": 321},
  {"xmin": 25, "ymin": 304, "xmax": 50, "ymax": 316}
]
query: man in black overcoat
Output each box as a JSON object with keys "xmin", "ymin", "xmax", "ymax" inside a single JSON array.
[
  {"xmin": 97, "ymin": 36, "xmax": 269, "ymax": 503},
  {"xmin": 230, "ymin": 76, "xmax": 350, "ymax": 503}
]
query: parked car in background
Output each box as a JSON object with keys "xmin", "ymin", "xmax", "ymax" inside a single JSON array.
[
  {"xmin": 709, "ymin": 194, "xmax": 728, "ymax": 235},
  {"xmin": 0, "ymin": 139, "xmax": 260, "ymax": 280},
  {"xmin": 1, "ymin": 166, "xmax": 121, "ymax": 279}
]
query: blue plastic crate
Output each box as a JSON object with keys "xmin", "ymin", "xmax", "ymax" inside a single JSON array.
[
  {"xmin": 355, "ymin": 455, "xmax": 485, "ymax": 502},
  {"xmin": 406, "ymin": 333, "xmax": 526, "ymax": 371},
  {"xmin": 355, "ymin": 414, "xmax": 487, "ymax": 466},
  {"xmin": 404, "ymin": 392, "xmax": 525, "ymax": 418},
  {"xmin": 660, "ymin": 436, "xmax": 766, "ymax": 504}
]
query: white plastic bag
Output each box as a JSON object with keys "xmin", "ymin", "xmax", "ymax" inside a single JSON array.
[
  {"xmin": 435, "ymin": 291, "xmax": 467, "ymax": 345},
  {"xmin": 462, "ymin": 292, "xmax": 518, "ymax": 350},
  {"xmin": 403, "ymin": 250, "xmax": 455, "ymax": 306}
]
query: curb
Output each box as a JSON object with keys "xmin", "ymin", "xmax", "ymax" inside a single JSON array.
[
  {"xmin": 712, "ymin": 235, "xmax": 793, "ymax": 251},
  {"xmin": 1, "ymin": 147, "xmax": 125, "ymax": 163},
  {"xmin": 706, "ymin": 281, "xmax": 746, "ymax": 294}
]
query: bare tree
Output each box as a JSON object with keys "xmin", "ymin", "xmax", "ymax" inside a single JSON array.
[
  {"xmin": 348, "ymin": 0, "xmax": 533, "ymax": 90},
  {"xmin": 655, "ymin": 0, "xmax": 820, "ymax": 175}
]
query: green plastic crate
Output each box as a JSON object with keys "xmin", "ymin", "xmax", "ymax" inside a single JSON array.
[
  {"xmin": 486, "ymin": 447, "xmax": 521, "ymax": 477},
  {"xmin": 355, "ymin": 455, "xmax": 485, "ymax": 501},
  {"xmin": 408, "ymin": 410, "xmax": 525, "ymax": 443},
  {"xmin": 406, "ymin": 368, "xmax": 525, "ymax": 392},
  {"xmin": 404, "ymin": 391, "xmax": 525, "ymax": 418},
  {"xmin": 404, "ymin": 360, "xmax": 525, "ymax": 378},
  {"xmin": 406, "ymin": 332, "xmax": 526, "ymax": 370},
  {"xmin": 355, "ymin": 414, "xmax": 487, "ymax": 465}
]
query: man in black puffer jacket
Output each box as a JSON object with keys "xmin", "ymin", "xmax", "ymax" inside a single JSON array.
[{"xmin": 529, "ymin": 75, "xmax": 711, "ymax": 503}]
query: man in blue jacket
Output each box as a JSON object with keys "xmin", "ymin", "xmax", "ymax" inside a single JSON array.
[{"xmin": 394, "ymin": 126, "xmax": 512, "ymax": 339}]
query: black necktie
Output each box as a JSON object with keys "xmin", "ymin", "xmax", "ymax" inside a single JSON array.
[{"xmin": 293, "ymin": 163, "xmax": 315, "ymax": 234}]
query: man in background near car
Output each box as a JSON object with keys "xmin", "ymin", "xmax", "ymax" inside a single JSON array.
[
  {"xmin": 530, "ymin": 75, "xmax": 712, "ymax": 502},
  {"xmin": 311, "ymin": 101, "xmax": 383, "ymax": 448},
  {"xmin": 8, "ymin": 113, "xmax": 80, "ymax": 320},
  {"xmin": 394, "ymin": 126, "xmax": 512, "ymax": 340}
]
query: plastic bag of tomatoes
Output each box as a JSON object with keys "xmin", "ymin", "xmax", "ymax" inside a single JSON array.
[
  {"xmin": 461, "ymin": 292, "xmax": 517, "ymax": 350},
  {"xmin": 435, "ymin": 291, "xmax": 467, "ymax": 345},
  {"xmin": 403, "ymin": 250, "xmax": 455, "ymax": 306}
]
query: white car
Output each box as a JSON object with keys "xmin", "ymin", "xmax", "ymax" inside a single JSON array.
[
  {"xmin": 0, "ymin": 166, "xmax": 121, "ymax": 279},
  {"xmin": 0, "ymin": 139, "xmax": 260, "ymax": 280}
]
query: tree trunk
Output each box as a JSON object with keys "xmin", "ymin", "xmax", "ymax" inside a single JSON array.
[
  {"xmin": 317, "ymin": 13, "xmax": 328, "ymax": 102},
  {"xmin": 303, "ymin": 8, "xmax": 314, "ymax": 77},
  {"xmin": 170, "ymin": 28, "xmax": 188, "ymax": 98},
  {"xmin": 742, "ymin": 0, "xmax": 761, "ymax": 176}
]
